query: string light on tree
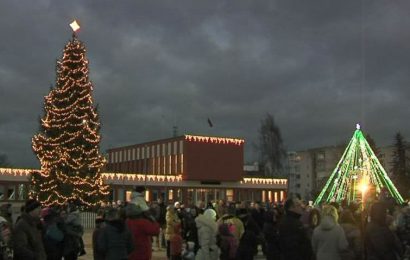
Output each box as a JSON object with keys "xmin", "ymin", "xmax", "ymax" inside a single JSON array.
[
  {"xmin": 314, "ymin": 124, "xmax": 404, "ymax": 205},
  {"xmin": 31, "ymin": 21, "xmax": 109, "ymax": 207}
]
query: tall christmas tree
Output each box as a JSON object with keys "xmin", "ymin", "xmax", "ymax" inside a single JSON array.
[
  {"xmin": 32, "ymin": 21, "xmax": 109, "ymax": 207},
  {"xmin": 314, "ymin": 124, "xmax": 404, "ymax": 205}
]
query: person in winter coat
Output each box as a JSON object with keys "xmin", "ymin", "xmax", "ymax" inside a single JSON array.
[
  {"xmin": 279, "ymin": 197, "xmax": 314, "ymax": 260},
  {"xmin": 13, "ymin": 199, "xmax": 46, "ymax": 260},
  {"xmin": 166, "ymin": 205, "xmax": 181, "ymax": 259},
  {"xmin": 126, "ymin": 204, "xmax": 160, "ymax": 260},
  {"xmin": 365, "ymin": 202, "xmax": 403, "ymax": 260},
  {"xmin": 217, "ymin": 206, "xmax": 244, "ymax": 242},
  {"xmin": 195, "ymin": 209, "xmax": 219, "ymax": 260},
  {"xmin": 339, "ymin": 210, "xmax": 362, "ymax": 260},
  {"xmin": 312, "ymin": 205, "xmax": 349, "ymax": 260},
  {"xmin": 235, "ymin": 210, "xmax": 259, "ymax": 260},
  {"xmin": 96, "ymin": 208, "xmax": 134, "ymax": 260},
  {"xmin": 217, "ymin": 223, "xmax": 238, "ymax": 260},
  {"xmin": 0, "ymin": 216, "xmax": 13, "ymax": 260},
  {"xmin": 63, "ymin": 204, "xmax": 85, "ymax": 260},
  {"xmin": 41, "ymin": 207, "xmax": 64, "ymax": 260},
  {"xmin": 306, "ymin": 208, "xmax": 321, "ymax": 239},
  {"xmin": 170, "ymin": 223, "xmax": 183, "ymax": 260},
  {"xmin": 92, "ymin": 212, "xmax": 105, "ymax": 260},
  {"xmin": 262, "ymin": 210, "xmax": 280, "ymax": 260}
]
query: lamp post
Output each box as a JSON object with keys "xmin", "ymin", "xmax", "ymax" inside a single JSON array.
[{"xmin": 359, "ymin": 181, "xmax": 369, "ymax": 210}]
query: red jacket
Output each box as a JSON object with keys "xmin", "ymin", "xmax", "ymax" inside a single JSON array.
[{"xmin": 126, "ymin": 218, "xmax": 160, "ymax": 260}]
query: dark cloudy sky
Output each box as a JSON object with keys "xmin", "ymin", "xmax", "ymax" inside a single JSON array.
[{"xmin": 1, "ymin": 0, "xmax": 410, "ymax": 168}]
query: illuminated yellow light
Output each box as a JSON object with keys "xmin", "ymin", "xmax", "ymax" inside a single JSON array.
[
  {"xmin": 358, "ymin": 181, "xmax": 369, "ymax": 194},
  {"xmin": 184, "ymin": 134, "xmax": 244, "ymax": 145},
  {"xmin": 70, "ymin": 20, "xmax": 80, "ymax": 32}
]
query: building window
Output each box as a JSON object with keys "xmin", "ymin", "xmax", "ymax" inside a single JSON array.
[
  {"xmin": 169, "ymin": 155, "xmax": 172, "ymax": 174},
  {"xmin": 163, "ymin": 156, "xmax": 166, "ymax": 174},
  {"xmin": 316, "ymin": 152, "xmax": 325, "ymax": 160},
  {"xmin": 119, "ymin": 151, "xmax": 122, "ymax": 162},
  {"xmin": 168, "ymin": 190, "xmax": 174, "ymax": 201},
  {"xmin": 18, "ymin": 184, "xmax": 27, "ymax": 200},
  {"xmin": 168, "ymin": 143, "xmax": 171, "ymax": 156},
  {"xmin": 226, "ymin": 189, "xmax": 234, "ymax": 202},
  {"xmin": 158, "ymin": 156, "xmax": 161, "ymax": 174},
  {"xmin": 174, "ymin": 156, "xmax": 178, "ymax": 173},
  {"xmin": 137, "ymin": 148, "xmax": 140, "ymax": 159},
  {"xmin": 174, "ymin": 141, "xmax": 177, "ymax": 155},
  {"xmin": 180, "ymin": 154, "xmax": 184, "ymax": 173},
  {"xmin": 162, "ymin": 144, "xmax": 165, "ymax": 156},
  {"xmin": 132, "ymin": 149, "xmax": 135, "ymax": 160},
  {"xmin": 179, "ymin": 141, "xmax": 183, "ymax": 154}
]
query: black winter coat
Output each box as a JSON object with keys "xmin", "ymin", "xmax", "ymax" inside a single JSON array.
[
  {"xmin": 13, "ymin": 213, "xmax": 46, "ymax": 260},
  {"xmin": 278, "ymin": 211, "xmax": 313, "ymax": 260},
  {"xmin": 365, "ymin": 222, "xmax": 403, "ymax": 260},
  {"xmin": 96, "ymin": 219, "xmax": 135, "ymax": 260}
]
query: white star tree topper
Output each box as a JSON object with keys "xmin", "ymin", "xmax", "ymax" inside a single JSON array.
[{"xmin": 70, "ymin": 20, "xmax": 80, "ymax": 32}]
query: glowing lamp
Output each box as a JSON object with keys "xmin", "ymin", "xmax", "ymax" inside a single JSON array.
[
  {"xmin": 356, "ymin": 123, "xmax": 361, "ymax": 130},
  {"xmin": 70, "ymin": 20, "xmax": 80, "ymax": 32},
  {"xmin": 359, "ymin": 182, "xmax": 369, "ymax": 194}
]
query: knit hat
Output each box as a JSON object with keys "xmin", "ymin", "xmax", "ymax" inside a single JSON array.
[
  {"xmin": 25, "ymin": 199, "xmax": 41, "ymax": 213},
  {"xmin": 203, "ymin": 209, "xmax": 217, "ymax": 220},
  {"xmin": 126, "ymin": 203, "xmax": 143, "ymax": 217},
  {"xmin": 134, "ymin": 186, "xmax": 146, "ymax": 193}
]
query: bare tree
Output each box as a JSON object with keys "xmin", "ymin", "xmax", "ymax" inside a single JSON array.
[{"xmin": 256, "ymin": 113, "xmax": 287, "ymax": 177}]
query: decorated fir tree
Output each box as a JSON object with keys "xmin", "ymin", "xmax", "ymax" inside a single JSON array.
[
  {"xmin": 314, "ymin": 124, "xmax": 404, "ymax": 205},
  {"xmin": 32, "ymin": 21, "xmax": 109, "ymax": 207}
]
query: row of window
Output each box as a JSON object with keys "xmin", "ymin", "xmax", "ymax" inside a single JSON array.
[
  {"xmin": 109, "ymin": 141, "xmax": 184, "ymax": 163},
  {"xmin": 107, "ymin": 154, "xmax": 184, "ymax": 175}
]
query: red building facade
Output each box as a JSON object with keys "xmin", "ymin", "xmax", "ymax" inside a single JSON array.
[{"xmin": 105, "ymin": 135, "xmax": 287, "ymax": 204}]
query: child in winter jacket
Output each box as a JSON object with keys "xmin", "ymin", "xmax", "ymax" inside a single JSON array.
[
  {"xmin": 217, "ymin": 223, "xmax": 238, "ymax": 260},
  {"xmin": 170, "ymin": 223, "xmax": 183, "ymax": 260}
]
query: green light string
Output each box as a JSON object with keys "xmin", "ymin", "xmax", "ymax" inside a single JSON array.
[{"xmin": 314, "ymin": 127, "xmax": 404, "ymax": 205}]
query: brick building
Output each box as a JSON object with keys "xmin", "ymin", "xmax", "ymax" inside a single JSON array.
[{"xmin": 105, "ymin": 134, "xmax": 287, "ymax": 204}]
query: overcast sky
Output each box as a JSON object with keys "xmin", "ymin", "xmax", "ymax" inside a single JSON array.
[{"xmin": 1, "ymin": 0, "xmax": 410, "ymax": 168}]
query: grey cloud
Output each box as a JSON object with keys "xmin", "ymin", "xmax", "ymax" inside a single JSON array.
[{"xmin": 1, "ymin": 0, "xmax": 410, "ymax": 167}]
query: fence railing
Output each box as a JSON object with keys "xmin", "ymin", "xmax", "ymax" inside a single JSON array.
[{"xmin": 80, "ymin": 211, "xmax": 97, "ymax": 229}]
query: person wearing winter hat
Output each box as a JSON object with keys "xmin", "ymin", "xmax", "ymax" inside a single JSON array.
[
  {"xmin": 126, "ymin": 202, "xmax": 160, "ymax": 260},
  {"xmin": 130, "ymin": 186, "xmax": 150, "ymax": 212},
  {"xmin": 13, "ymin": 199, "xmax": 46, "ymax": 260},
  {"xmin": 195, "ymin": 209, "xmax": 219, "ymax": 260},
  {"xmin": 0, "ymin": 216, "xmax": 13, "ymax": 260}
]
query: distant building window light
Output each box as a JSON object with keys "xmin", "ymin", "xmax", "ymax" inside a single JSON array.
[{"xmin": 180, "ymin": 154, "xmax": 184, "ymax": 173}]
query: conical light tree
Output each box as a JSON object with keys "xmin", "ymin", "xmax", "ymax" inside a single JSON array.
[
  {"xmin": 314, "ymin": 124, "xmax": 404, "ymax": 205},
  {"xmin": 31, "ymin": 21, "xmax": 109, "ymax": 207}
]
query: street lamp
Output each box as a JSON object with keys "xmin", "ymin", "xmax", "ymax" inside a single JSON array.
[{"xmin": 358, "ymin": 181, "xmax": 369, "ymax": 210}]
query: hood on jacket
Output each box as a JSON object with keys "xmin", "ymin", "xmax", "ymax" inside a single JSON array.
[
  {"xmin": 196, "ymin": 214, "xmax": 217, "ymax": 233},
  {"xmin": 320, "ymin": 215, "xmax": 336, "ymax": 230},
  {"xmin": 106, "ymin": 219, "xmax": 126, "ymax": 232}
]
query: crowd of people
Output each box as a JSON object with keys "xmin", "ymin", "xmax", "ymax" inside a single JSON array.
[
  {"xmin": 92, "ymin": 188, "xmax": 410, "ymax": 260},
  {"xmin": 0, "ymin": 188, "xmax": 409, "ymax": 260}
]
